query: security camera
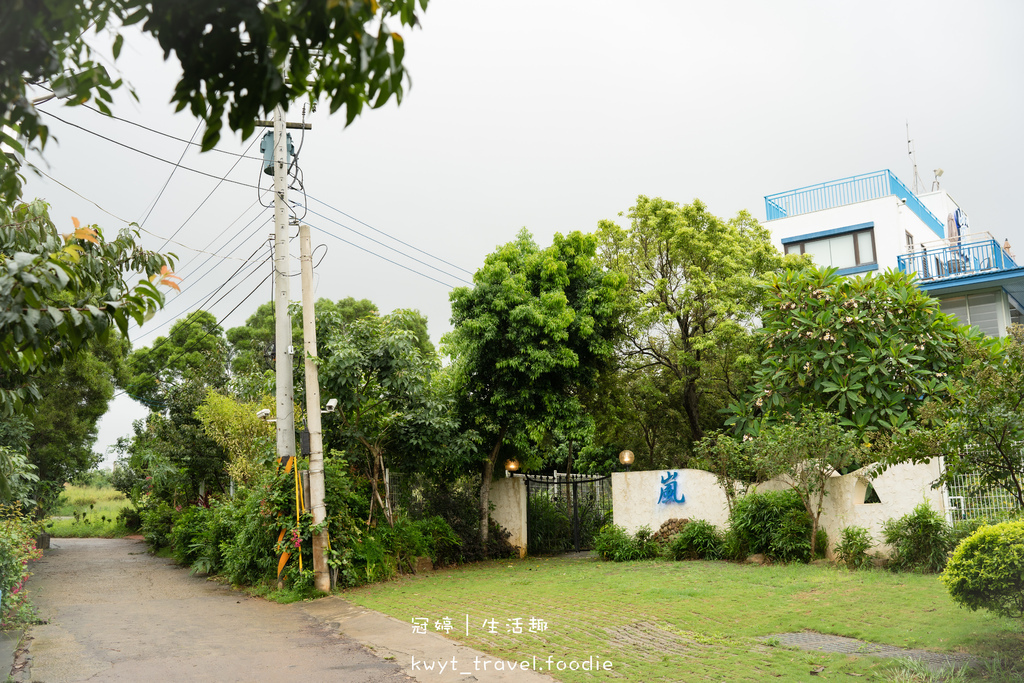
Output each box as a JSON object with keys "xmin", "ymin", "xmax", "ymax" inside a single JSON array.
[
  {"xmin": 256, "ymin": 408, "xmax": 271, "ymax": 420},
  {"xmin": 323, "ymin": 398, "xmax": 338, "ymax": 413}
]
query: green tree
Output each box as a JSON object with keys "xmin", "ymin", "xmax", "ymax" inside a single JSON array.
[
  {"xmin": 23, "ymin": 334, "xmax": 128, "ymax": 513},
  {"xmin": 882, "ymin": 324, "xmax": 1024, "ymax": 511},
  {"xmin": 194, "ymin": 390, "xmax": 275, "ymax": 485},
  {"xmin": 730, "ymin": 267, "xmax": 985, "ymax": 437},
  {"xmin": 1, "ymin": 199, "xmax": 177, "ymax": 414},
  {"xmin": 1, "ymin": 0, "xmax": 429, "ymax": 204},
  {"xmin": 444, "ymin": 229, "xmax": 624, "ymax": 545},
  {"xmin": 597, "ymin": 196, "xmax": 783, "ymax": 451},
  {"xmin": 125, "ymin": 310, "xmax": 227, "ymax": 408},
  {"xmin": 746, "ymin": 411, "xmax": 863, "ymax": 557},
  {"xmin": 319, "ymin": 309, "xmax": 461, "ymax": 527}
]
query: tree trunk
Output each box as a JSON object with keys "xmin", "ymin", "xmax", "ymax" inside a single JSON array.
[
  {"xmin": 478, "ymin": 426, "xmax": 508, "ymax": 549},
  {"xmin": 682, "ymin": 379, "xmax": 703, "ymax": 442}
]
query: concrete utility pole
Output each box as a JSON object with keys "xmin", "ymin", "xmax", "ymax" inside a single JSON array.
[
  {"xmin": 299, "ymin": 223, "xmax": 330, "ymax": 591},
  {"xmin": 272, "ymin": 105, "xmax": 296, "ymax": 471}
]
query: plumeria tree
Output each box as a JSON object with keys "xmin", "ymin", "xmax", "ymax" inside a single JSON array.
[{"xmin": 728, "ymin": 267, "xmax": 985, "ymax": 438}]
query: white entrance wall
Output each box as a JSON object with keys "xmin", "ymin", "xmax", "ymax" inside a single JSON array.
[
  {"xmin": 490, "ymin": 475, "xmax": 527, "ymax": 558},
  {"xmin": 611, "ymin": 462, "xmax": 945, "ymax": 559}
]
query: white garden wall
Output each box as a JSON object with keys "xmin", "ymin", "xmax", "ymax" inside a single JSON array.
[{"xmin": 611, "ymin": 462, "xmax": 946, "ymax": 559}]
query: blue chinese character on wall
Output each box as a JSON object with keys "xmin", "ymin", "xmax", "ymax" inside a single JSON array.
[{"xmin": 658, "ymin": 471, "xmax": 685, "ymax": 504}]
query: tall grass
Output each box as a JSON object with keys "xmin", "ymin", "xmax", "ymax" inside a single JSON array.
[{"xmin": 47, "ymin": 484, "xmax": 132, "ymax": 538}]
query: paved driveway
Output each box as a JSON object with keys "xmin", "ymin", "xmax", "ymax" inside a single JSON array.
[{"xmin": 22, "ymin": 538, "xmax": 410, "ymax": 682}]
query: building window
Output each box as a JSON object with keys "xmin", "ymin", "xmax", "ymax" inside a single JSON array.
[
  {"xmin": 940, "ymin": 293, "xmax": 1000, "ymax": 337},
  {"xmin": 905, "ymin": 231, "xmax": 914, "ymax": 253},
  {"xmin": 784, "ymin": 228, "xmax": 876, "ymax": 270}
]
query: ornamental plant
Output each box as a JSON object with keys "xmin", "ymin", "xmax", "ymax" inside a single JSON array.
[
  {"xmin": 941, "ymin": 520, "xmax": 1024, "ymax": 619},
  {"xmin": 728, "ymin": 267, "xmax": 983, "ymax": 438},
  {"xmin": 0, "ymin": 504, "xmax": 43, "ymax": 626}
]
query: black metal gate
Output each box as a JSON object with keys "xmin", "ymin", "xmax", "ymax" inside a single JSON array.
[{"xmin": 525, "ymin": 474, "xmax": 612, "ymax": 554}]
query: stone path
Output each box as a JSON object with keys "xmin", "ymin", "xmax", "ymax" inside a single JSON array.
[{"xmin": 760, "ymin": 632, "xmax": 976, "ymax": 671}]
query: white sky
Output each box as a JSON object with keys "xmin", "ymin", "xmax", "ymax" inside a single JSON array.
[{"xmin": 19, "ymin": 0, "xmax": 1024, "ymax": 466}]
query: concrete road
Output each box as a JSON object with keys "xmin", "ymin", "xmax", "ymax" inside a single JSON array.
[{"xmin": 22, "ymin": 538, "xmax": 411, "ymax": 683}]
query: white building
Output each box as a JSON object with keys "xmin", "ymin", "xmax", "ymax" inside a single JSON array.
[{"xmin": 762, "ymin": 169, "xmax": 1023, "ymax": 337}]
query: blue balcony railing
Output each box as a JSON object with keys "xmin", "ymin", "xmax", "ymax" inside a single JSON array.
[
  {"xmin": 898, "ymin": 237, "xmax": 1019, "ymax": 282},
  {"xmin": 765, "ymin": 170, "xmax": 944, "ymax": 237}
]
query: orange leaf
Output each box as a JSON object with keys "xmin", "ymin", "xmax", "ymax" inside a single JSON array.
[
  {"xmin": 151, "ymin": 265, "xmax": 183, "ymax": 292},
  {"xmin": 72, "ymin": 216, "xmax": 81, "ymax": 229},
  {"xmin": 74, "ymin": 226, "xmax": 99, "ymax": 244}
]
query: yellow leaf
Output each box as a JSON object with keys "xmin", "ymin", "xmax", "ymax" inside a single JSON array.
[
  {"xmin": 371, "ymin": 0, "xmax": 379, "ymax": 12},
  {"xmin": 392, "ymin": 32, "xmax": 403, "ymax": 43},
  {"xmin": 61, "ymin": 244, "xmax": 83, "ymax": 263}
]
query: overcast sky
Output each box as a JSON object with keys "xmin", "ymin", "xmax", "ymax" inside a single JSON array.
[{"xmin": 20, "ymin": 0, "xmax": 1024, "ymax": 466}]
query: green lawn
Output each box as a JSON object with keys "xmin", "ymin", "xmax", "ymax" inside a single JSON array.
[
  {"xmin": 46, "ymin": 484, "xmax": 131, "ymax": 538},
  {"xmin": 344, "ymin": 556, "xmax": 1023, "ymax": 682}
]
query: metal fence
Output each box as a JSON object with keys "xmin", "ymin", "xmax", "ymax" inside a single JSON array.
[
  {"xmin": 525, "ymin": 473, "xmax": 612, "ymax": 554},
  {"xmin": 942, "ymin": 456, "xmax": 1022, "ymax": 523},
  {"xmin": 764, "ymin": 169, "xmax": 943, "ymax": 236},
  {"xmin": 898, "ymin": 236, "xmax": 1018, "ymax": 282}
]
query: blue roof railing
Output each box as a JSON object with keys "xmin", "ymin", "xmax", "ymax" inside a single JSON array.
[
  {"xmin": 765, "ymin": 170, "xmax": 945, "ymax": 237},
  {"xmin": 898, "ymin": 236, "xmax": 1019, "ymax": 282}
]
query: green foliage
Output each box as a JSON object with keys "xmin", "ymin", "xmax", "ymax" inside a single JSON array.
[
  {"xmin": 597, "ymin": 196, "xmax": 784, "ymax": 451},
  {"xmin": 593, "ymin": 524, "xmax": 661, "ymax": 562},
  {"xmin": 0, "ymin": 445, "xmax": 39, "ymax": 512},
  {"xmin": 883, "ymin": 325, "xmax": 1024, "ymax": 511},
  {"xmin": 0, "ymin": 200, "xmax": 176, "ymax": 415},
  {"xmin": 728, "ymin": 489, "xmax": 818, "ymax": 563},
  {"xmin": 526, "ymin": 495, "xmax": 571, "ymax": 555},
  {"xmin": 409, "ymin": 476, "xmax": 517, "ymax": 563},
  {"xmin": 139, "ymin": 498, "xmax": 176, "ymax": 549},
  {"xmin": 731, "ymin": 267, "xmax": 979, "ymax": 437},
  {"xmin": 116, "ymin": 506, "xmax": 141, "ymax": 532},
  {"xmin": 125, "ymin": 311, "xmax": 227, "ymax": 408},
  {"xmin": 194, "ymin": 390, "xmax": 275, "ymax": 484},
  {"xmin": 666, "ymin": 520, "xmax": 724, "ymax": 561},
  {"xmin": 834, "ymin": 525, "xmax": 874, "ymax": 570},
  {"xmin": 941, "ymin": 520, "xmax": 1024, "ymax": 619},
  {"xmin": 882, "ymin": 503, "xmax": 954, "ymax": 573},
  {"xmin": 0, "ymin": 504, "xmax": 42, "ymax": 626},
  {"xmin": 742, "ymin": 410, "xmax": 862, "ymax": 557},
  {"xmin": 0, "ymin": 0, "xmax": 429, "ymax": 205},
  {"xmin": 445, "ymin": 229, "xmax": 624, "ymax": 543}
]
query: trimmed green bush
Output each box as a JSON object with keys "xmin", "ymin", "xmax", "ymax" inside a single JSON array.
[
  {"xmin": 834, "ymin": 525, "xmax": 873, "ymax": 569},
  {"xmin": 594, "ymin": 524, "xmax": 661, "ymax": 562},
  {"xmin": 882, "ymin": 502, "xmax": 953, "ymax": 573},
  {"xmin": 666, "ymin": 520, "xmax": 723, "ymax": 560},
  {"xmin": 941, "ymin": 520, "xmax": 1024, "ymax": 619},
  {"xmin": 729, "ymin": 489, "xmax": 819, "ymax": 563}
]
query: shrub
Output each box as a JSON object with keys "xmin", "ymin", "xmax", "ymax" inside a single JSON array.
[
  {"xmin": 0, "ymin": 505, "xmax": 42, "ymax": 626},
  {"xmin": 117, "ymin": 506, "xmax": 142, "ymax": 532},
  {"xmin": 527, "ymin": 495, "xmax": 571, "ymax": 555},
  {"xmin": 729, "ymin": 489, "xmax": 818, "ymax": 563},
  {"xmin": 139, "ymin": 498, "xmax": 177, "ymax": 549},
  {"xmin": 941, "ymin": 520, "xmax": 1024, "ymax": 619},
  {"xmin": 666, "ymin": 520, "xmax": 723, "ymax": 560},
  {"xmin": 882, "ymin": 502, "xmax": 953, "ymax": 573},
  {"xmin": 834, "ymin": 525, "xmax": 873, "ymax": 569},
  {"xmin": 594, "ymin": 524, "xmax": 661, "ymax": 562},
  {"xmin": 169, "ymin": 505, "xmax": 210, "ymax": 566}
]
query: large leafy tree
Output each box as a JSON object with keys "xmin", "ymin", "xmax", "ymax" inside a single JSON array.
[
  {"xmin": 596, "ymin": 196, "xmax": 783, "ymax": 451},
  {"xmin": 730, "ymin": 267, "xmax": 987, "ymax": 437},
  {"xmin": 125, "ymin": 310, "xmax": 227, "ymax": 408},
  {"xmin": 1, "ymin": 199, "xmax": 177, "ymax": 414},
  {"xmin": 319, "ymin": 309, "xmax": 465, "ymax": 527},
  {"xmin": 882, "ymin": 324, "xmax": 1024, "ymax": 511},
  {"xmin": 1, "ymin": 0, "xmax": 429, "ymax": 204},
  {"xmin": 444, "ymin": 229, "xmax": 624, "ymax": 545},
  {"xmin": 24, "ymin": 334, "xmax": 128, "ymax": 512}
]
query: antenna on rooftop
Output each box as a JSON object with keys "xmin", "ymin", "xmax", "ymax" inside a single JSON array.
[
  {"xmin": 932, "ymin": 168, "xmax": 943, "ymax": 191},
  {"xmin": 907, "ymin": 121, "xmax": 923, "ymax": 195}
]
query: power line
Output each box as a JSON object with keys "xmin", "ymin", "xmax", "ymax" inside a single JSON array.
[
  {"xmin": 30, "ymin": 168, "xmax": 259, "ymax": 262},
  {"xmin": 138, "ymin": 117, "xmax": 204, "ymax": 227},
  {"xmin": 306, "ymin": 219, "xmax": 460, "ymax": 289},
  {"xmin": 77, "ymin": 102, "xmax": 261, "ymax": 160},
  {"xmin": 39, "ymin": 109, "xmax": 261, "ymax": 190},
  {"xmin": 301, "ymin": 204, "xmax": 472, "ymax": 285},
  {"xmin": 306, "ymin": 194, "xmax": 474, "ymax": 275}
]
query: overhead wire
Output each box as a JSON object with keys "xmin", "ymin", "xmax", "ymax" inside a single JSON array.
[
  {"xmin": 300, "ymin": 204, "xmax": 472, "ymax": 285},
  {"xmin": 305, "ymin": 193, "xmax": 474, "ymax": 275},
  {"xmin": 38, "ymin": 109, "xmax": 261, "ymax": 190}
]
